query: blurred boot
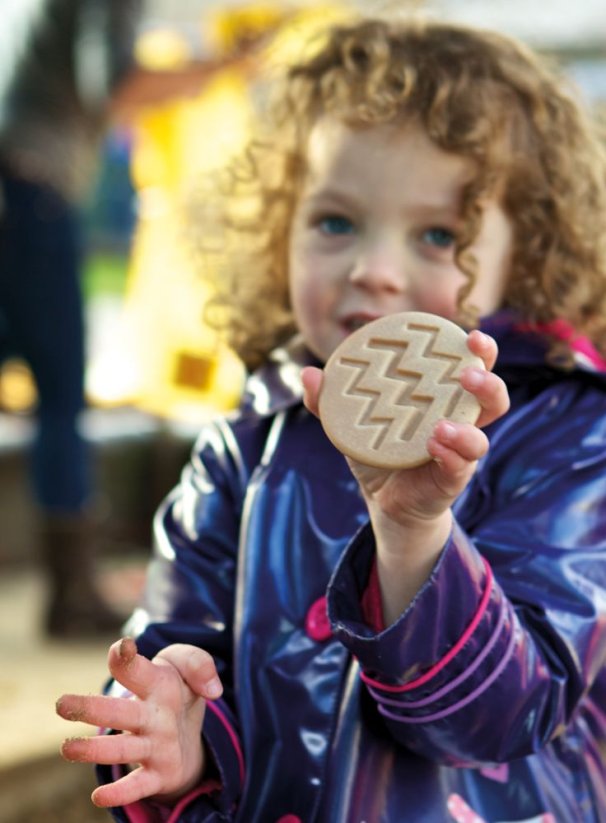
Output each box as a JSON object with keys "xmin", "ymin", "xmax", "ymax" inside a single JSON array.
[{"xmin": 40, "ymin": 514, "xmax": 127, "ymax": 638}]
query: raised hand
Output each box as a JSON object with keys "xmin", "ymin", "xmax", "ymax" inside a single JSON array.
[
  {"xmin": 303, "ymin": 329, "xmax": 509, "ymax": 622},
  {"xmin": 303, "ymin": 329, "xmax": 508, "ymax": 524},
  {"xmin": 56, "ymin": 637, "xmax": 223, "ymax": 808}
]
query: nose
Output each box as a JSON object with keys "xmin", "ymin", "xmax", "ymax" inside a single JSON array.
[{"xmin": 348, "ymin": 238, "xmax": 406, "ymax": 293}]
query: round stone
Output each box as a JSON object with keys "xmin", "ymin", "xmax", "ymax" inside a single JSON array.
[{"xmin": 318, "ymin": 312, "xmax": 484, "ymax": 469}]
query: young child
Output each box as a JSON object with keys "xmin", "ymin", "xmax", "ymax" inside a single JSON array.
[{"xmin": 57, "ymin": 13, "xmax": 606, "ymax": 823}]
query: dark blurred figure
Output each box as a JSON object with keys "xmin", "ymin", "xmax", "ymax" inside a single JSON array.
[{"xmin": 0, "ymin": 0, "xmax": 143, "ymax": 638}]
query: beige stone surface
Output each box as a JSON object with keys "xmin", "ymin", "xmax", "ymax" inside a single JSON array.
[{"xmin": 319, "ymin": 312, "xmax": 484, "ymax": 469}]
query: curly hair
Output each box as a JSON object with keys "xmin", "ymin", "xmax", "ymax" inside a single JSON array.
[{"xmin": 193, "ymin": 15, "xmax": 606, "ymax": 370}]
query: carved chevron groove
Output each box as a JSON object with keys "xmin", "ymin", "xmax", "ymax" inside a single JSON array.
[
  {"xmin": 319, "ymin": 312, "xmax": 484, "ymax": 469},
  {"xmin": 337, "ymin": 324, "xmax": 465, "ymax": 451}
]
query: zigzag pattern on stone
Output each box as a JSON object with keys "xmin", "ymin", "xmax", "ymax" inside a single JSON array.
[{"xmin": 336, "ymin": 322, "xmax": 465, "ymax": 452}]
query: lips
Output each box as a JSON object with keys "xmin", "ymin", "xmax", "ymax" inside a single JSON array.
[{"xmin": 339, "ymin": 312, "xmax": 383, "ymax": 334}]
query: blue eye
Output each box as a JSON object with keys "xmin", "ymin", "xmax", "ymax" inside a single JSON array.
[
  {"xmin": 319, "ymin": 215, "xmax": 355, "ymax": 235},
  {"xmin": 423, "ymin": 227, "xmax": 455, "ymax": 248}
]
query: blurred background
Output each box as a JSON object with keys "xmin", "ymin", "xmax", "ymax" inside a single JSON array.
[{"xmin": 0, "ymin": 1, "xmax": 605, "ymax": 820}]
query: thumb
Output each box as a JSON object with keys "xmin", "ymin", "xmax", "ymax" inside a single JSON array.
[
  {"xmin": 154, "ymin": 644, "xmax": 223, "ymax": 701},
  {"xmin": 301, "ymin": 366, "xmax": 323, "ymax": 417}
]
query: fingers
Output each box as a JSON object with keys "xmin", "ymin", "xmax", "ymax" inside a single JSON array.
[
  {"xmin": 464, "ymin": 329, "xmax": 510, "ymax": 427},
  {"xmin": 91, "ymin": 765, "xmax": 160, "ymax": 809},
  {"xmin": 61, "ymin": 730, "xmax": 151, "ymax": 766},
  {"xmin": 104, "ymin": 638, "xmax": 222, "ymax": 702},
  {"xmin": 461, "ymin": 365, "xmax": 510, "ymax": 428},
  {"xmin": 301, "ymin": 366, "xmax": 323, "ymax": 417},
  {"xmin": 57, "ymin": 640, "xmax": 214, "ymax": 811},
  {"xmin": 429, "ymin": 333, "xmax": 502, "ymax": 468},
  {"xmin": 107, "ymin": 637, "xmax": 172, "ymax": 701},
  {"xmin": 154, "ymin": 644, "xmax": 223, "ymax": 701},
  {"xmin": 467, "ymin": 328, "xmax": 498, "ymax": 370},
  {"xmin": 56, "ymin": 693, "xmax": 143, "ymax": 733},
  {"xmin": 107, "ymin": 637, "xmax": 148, "ymax": 699},
  {"xmin": 427, "ymin": 420, "xmax": 489, "ymax": 476}
]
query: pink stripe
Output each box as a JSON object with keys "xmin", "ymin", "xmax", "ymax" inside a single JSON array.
[
  {"xmin": 111, "ymin": 765, "xmax": 168, "ymax": 823},
  {"xmin": 205, "ymin": 699, "xmax": 246, "ymax": 786},
  {"xmin": 367, "ymin": 595, "xmax": 506, "ymax": 708},
  {"xmin": 120, "ymin": 788, "xmax": 158, "ymax": 823},
  {"xmin": 122, "ymin": 803, "xmax": 155, "ymax": 823},
  {"xmin": 360, "ymin": 558, "xmax": 493, "ymax": 694},
  {"xmin": 118, "ymin": 769, "xmax": 222, "ymax": 822},
  {"xmin": 377, "ymin": 618, "xmax": 516, "ymax": 723},
  {"xmin": 166, "ymin": 780, "xmax": 222, "ymax": 823},
  {"xmin": 516, "ymin": 319, "xmax": 606, "ymax": 371},
  {"xmin": 361, "ymin": 559, "xmax": 385, "ymax": 632}
]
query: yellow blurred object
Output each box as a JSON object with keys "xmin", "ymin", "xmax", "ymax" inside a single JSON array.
[
  {"xmin": 260, "ymin": 2, "xmax": 353, "ymax": 69},
  {"xmin": 119, "ymin": 1, "xmax": 349, "ymax": 424},
  {"xmin": 122, "ymin": 189, "xmax": 246, "ymax": 423},
  {"xmin": 121, "ymin": 66, "xmax": 252, "ymax": 423},
  {"xmin": 135, "ymin": 27, "xmax": 192, "ymax": 70},
  {"xmin": 0, "ymin": 359, "xmax": 37, "ymax": 414},
  {"xmin": 206, "ymin": 2, "xmax": 290, "ymax": 55},
  {"xmin": 130, "ymin": 67, "xmax": 254, "ymax": 191}
]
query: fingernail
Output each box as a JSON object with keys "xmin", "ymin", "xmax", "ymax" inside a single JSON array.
[
  {"xmin": 206, "ymin": 678, "xmax": 222, "ymax": 698},
  {"xmin": 439, "ymin": 421, "xmax": 456, "ymax": 440},
  {"xmin": 465, "ymin": 368, "xmax": 485, "ymax": 389},
  {"xmin": 119, "ymin": 637, "xmax": 136, "ymax": 664},
  {"xmin": 468, "ymin": 329, "xmax": 490, "ymax": 347},
  {"xmin": 61, "ymin": 737, "xmax": 87, "ymax": 761}
]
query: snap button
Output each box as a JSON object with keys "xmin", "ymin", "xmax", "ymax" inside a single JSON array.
[{"xmin": 305, "ymin": 595, "xmax": 331, "ymax": 642}]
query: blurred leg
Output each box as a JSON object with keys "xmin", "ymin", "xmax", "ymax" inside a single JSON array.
[
  {"xmin": 0, "ymin": 172, "xmax": 91, "ymax": 511},
  {"xmin": 0, "ymin": 170, "xmax": 125, "ymax": 637}
]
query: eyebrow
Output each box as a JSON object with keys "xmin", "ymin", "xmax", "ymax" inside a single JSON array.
[
  {"xmin": 303, "ymin": 185, "xmax": 462, "ymax": 222},
  {"xmin": 301, "ymin": 186, "xmax": 362, "ymax": 210}
]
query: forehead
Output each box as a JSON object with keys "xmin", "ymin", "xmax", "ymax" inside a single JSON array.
[{"xmin": 303, "ymin": 116, "xmax": 474, "ymax": 206}]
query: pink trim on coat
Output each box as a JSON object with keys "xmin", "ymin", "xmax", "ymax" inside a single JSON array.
[{"xmin": 359, "ymin": 558, "xmax": 493, "ymax": 693}]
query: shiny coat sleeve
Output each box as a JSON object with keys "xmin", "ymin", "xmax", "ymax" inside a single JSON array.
[
  {"xmin": 327, "ymin": 374, "xmax": 606, "ymax": 767},
  {"xmin": 99, "ymin": 415, "xmax": 266, "ymax": 822}
]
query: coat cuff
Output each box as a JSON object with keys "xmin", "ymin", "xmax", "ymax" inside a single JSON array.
[
  {"xmin": 327, "ymin": 520, "xmax": 494, "ymax": 689},
  {"xmin": 202, "ymin": 698, "xmax": 245, "ymax": 805}
]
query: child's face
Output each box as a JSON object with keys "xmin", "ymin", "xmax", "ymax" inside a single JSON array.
[{"xmin": 288, "ymin": 117, "xmax": 513, "ymax": 363}]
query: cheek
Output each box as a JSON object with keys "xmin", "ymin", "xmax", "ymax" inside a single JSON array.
[
  {"xmin": 467, "ymin": 251, "xmax": 510, "ymax": 314},
  {"xmin": 289, "ymin": 259, "xmax": 324, "ymax": 326},
  {"xmin": 415, "ymin": 277, "xmax": 463, "ymax": 320},
  {"xmin": 290, "ymin": 247, "xmax": 331, "ymax": 299}
]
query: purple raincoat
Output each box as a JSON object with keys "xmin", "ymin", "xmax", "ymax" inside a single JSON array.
[{"xmin": 100, "ymin": 312, "xmax": 606, "ymax": 823}]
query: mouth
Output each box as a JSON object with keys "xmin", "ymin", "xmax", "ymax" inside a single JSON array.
[{"xmin": 340, "ymin": 313, "xmax": 382, "ymax": 334}]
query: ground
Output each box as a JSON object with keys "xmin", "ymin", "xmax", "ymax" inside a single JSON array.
[{"xmin": 1, "ymin": 755, "xmax": 108, "ymax": 823}]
